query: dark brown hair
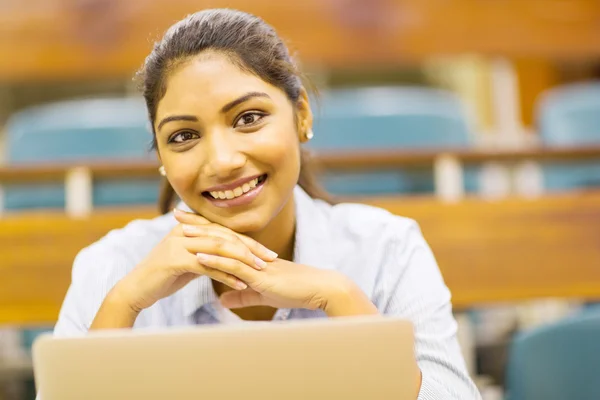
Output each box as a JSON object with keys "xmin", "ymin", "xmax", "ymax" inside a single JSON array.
[{"xmin": 137, "ymin": 8, "xmax": 329, "ymax": 214}]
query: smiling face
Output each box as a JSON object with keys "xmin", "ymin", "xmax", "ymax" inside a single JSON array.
[{"xmin": 154, "ymin": 52, "xmax": 312, "ymax": 233}]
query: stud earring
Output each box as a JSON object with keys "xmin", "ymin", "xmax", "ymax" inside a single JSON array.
[
  {"xmin": 305, "ymin": 129, "xmax": 314, "ymax": 141},
  {"xmin": 158, "ymin": 165, "xmax": 166, "ymax": 176}
]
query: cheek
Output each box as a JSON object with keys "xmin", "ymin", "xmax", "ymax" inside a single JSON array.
[
  {"xmin": 253, "ymin": 123, "xmax": 300, "ymax": 174},
  {"xmin": 163, "ymin": 153, "xmax": 202, "ymax": 193}
]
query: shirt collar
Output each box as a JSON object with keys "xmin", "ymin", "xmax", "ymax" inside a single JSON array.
[{"xmin": 179, "ymin": 185, "xmax": 335, "ymax": 318}]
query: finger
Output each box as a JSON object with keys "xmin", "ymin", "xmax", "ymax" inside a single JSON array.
[
  {"xmin": 235, "ymin": 233, "xmax": 278, "ymax": 262},
  {"xmin": 173, "ymin": 208, "xmax": 211, "ymax": 225},
  {"xmin": 219, "ymin": 289, "xmax": 265, "ymax": 309},
  {"xmin": 208, "ymin": 227, "xmax": 277, "ymax": 261},
  {"xmin": 182, "ymin": 224, "xmax": 277, "ymax": 262},
  {"xmin": 182, "ymin": 224, "xmax": 238, "ymax": 244},
  {"xmin": 173, "ymin": 253, "xmax": 247, "ymax": 291},
  {"xmin": 196, "ymin": 253, "xmax": 260, "ymax": 284},
  {"xmin": 180, "ymin": 236, "xmax": 266, "ymax": 271},
  {"xmin": 203, "ymin": 268, "xmax": 248, "ymax": 291}
]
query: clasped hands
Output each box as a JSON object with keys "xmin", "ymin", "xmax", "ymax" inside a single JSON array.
[{"xmin": 112, "ymin": 208, "xmax": 367, "ymax": 317}]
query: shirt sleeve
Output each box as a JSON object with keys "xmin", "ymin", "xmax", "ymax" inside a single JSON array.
[
  {"xmin": 53, "ymin": 246, "xmax": 128, "ymax": 337},
  {"xmin": 380, "ymin": 220, "xmax": 481, "ymax": 400}
]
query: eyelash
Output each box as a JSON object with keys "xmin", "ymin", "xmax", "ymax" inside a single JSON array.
[
  {"xmin": 168, "ymin": 130, "xmax": 199, "ymax": 144},
  {"xmin": 235, "ymin": 111, "xmax": 267, "ymax": 128}
]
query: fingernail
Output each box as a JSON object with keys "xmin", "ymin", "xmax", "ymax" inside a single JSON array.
[
  {"xmin": 197, "ymin": 253, "xmax": 210, "ymax": 262},
  {"xmin": 173, "ymin": 208, "xmax": 183, "ymax": 215},
  {"xmin": 265, "ymin": 250, "xmax": 278, "ymax": 260},
  {"xmin": 236, "ymin": 280, "xmax": 248, "ymax": 290},
  {"xmin": 182, "ymin": 224, "xmax": 198, "ymax": 234},
  {"xmin": 255, "ymin": 256, "xmax": 267, "ymax": 270}
]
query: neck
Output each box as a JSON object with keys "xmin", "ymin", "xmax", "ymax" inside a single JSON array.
[{"xmin": 248, "ymin": 194, "xmax": 296, "ymax": 262}]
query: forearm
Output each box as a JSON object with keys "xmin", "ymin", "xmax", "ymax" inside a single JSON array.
[{"xmin": 90, "ymin": 289, "xmax": 139, "ymax": 330}]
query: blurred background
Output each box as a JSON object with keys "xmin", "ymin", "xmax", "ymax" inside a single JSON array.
[{"xmin": 1, "ymin": 1, "xmax": 600, "ymax": 399}]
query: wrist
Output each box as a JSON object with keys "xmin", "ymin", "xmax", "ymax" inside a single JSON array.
[
  {"xmin": 321, "ymin": 273, "xmax": 379, "ymax": 317},
  {"xmin": 105, "ymin": 284, "xmax": 142, "ymax": 316},
  {"xmin": 90, "ymin": 284, "xmax": 140, "ymax": 330}
]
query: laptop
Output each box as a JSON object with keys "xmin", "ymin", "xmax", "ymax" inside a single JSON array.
[{"xmin": 33, "ymin": 316, "xmax": 418, "ymax": 400}]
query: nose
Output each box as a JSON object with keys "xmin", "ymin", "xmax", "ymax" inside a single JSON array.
[{"xmin": 202, "ymin": 131, "xmax": 246, "ymax": 179}]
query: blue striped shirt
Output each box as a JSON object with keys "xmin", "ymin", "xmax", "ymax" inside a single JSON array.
[{"xmin": 54, "ymin": 186, "xmax": 481, "ymax": 399}]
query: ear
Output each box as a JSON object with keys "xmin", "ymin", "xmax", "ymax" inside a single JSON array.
[{"xmin": 295, "ymin": 87, "xmax": 313, "ymax": 143}]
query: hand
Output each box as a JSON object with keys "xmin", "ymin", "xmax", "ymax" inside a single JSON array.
[
  {"xmin": 173, "ymin": 209, "xmax": 379, "ymax": 317},
  {"xmin": 111, "ymin": 211, "xmax": 277, "ymax": 314},
  {"xmin": 218, "ymin": 258, "xmax": 349, "ymax": 311},
  {"xmin": 219, "ymin": 260, "xmax": 379, "ymax": 317}
]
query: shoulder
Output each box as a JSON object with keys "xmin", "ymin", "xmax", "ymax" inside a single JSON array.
[
  {"xmin": 318, "ymin": 200, "xmax": 436, "ymax": 281},
  {"xmin": 72, "ymin": 212, "xmax": 176, "ymax": 281},
  {"xmin": 325, "ymin": 200, "xmax": 422, "ymax": 245},
  {"xmin": 322, "ymin": 201, "xmax": 446, "ymax": 310}
]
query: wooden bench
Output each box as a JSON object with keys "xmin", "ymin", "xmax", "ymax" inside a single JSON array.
[{"xmin": 2, "ymin": 190, "xmax": 600, "ymax": 325}]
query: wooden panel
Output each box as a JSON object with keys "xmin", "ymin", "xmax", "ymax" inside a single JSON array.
[
  {"xmin": 313, "ymin": 145, "xmax": 600, "ymax": 171},
  {"xmin": 0, "ymin": 208, "xmax": 159, "ymax": 326},
  {"xmin": 367, "ymin": 192, "xmax": 600, "ymax": 308},
  {"xmin": 2, "ymin": 191, "xmax": 600, "ymax": 325},
  {"xmin": 1, "ymin": 0, "xmax": 600, "ymax": 82},
  {"xmin": 2, "ymin": 145, "xmax": 600, "ymax": 183}
]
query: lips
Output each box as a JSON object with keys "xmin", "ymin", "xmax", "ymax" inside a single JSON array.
[{"xmin": 203, "ymin": 174, "xmax": 267, "ymax": 200}]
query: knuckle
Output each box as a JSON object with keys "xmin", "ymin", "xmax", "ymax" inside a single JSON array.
[
  {"xmin": 244, "ymin": 247, "xmax": 256, "ymax": 262},
  {"xmin": 212, "ymin": 236, "xmax": 226, "ymax": 250},
  {"xmin": 170, "ymin": 224, "xmax": 184, "ymax": 236},
  {"xmin": 229, "ymin": 232, "xmax": 242, "ymax": 244}
]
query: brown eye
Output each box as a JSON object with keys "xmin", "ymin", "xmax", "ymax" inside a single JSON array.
[
  {"xmin": 169, "ymin": 131, "xmax": 199, "ymax": 144},
  {"xmin": 235, "ymin": 112, "xmax": 266, "ymax": 128}
]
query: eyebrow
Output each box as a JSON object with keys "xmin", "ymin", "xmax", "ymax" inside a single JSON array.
[
  {"xmin": 221, "ymin": 92, "xmax": 270, "ymax": 113},
  {"xmin": 156, "ymin": 92, "xmax": 270, "ymax": 131},
  {"xmin": 157, "ymin": 115, "xmax": 198, "ymax": 131}
]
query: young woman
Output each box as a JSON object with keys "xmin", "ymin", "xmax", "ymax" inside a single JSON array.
[{"xmin": 53, "ymin": 9, "xmax": 480, "ymax": 399}]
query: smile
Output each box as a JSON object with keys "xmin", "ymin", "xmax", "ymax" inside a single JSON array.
[{"xmin": 202, "ymin": 174, "xmax": 267, "ymax": 208}]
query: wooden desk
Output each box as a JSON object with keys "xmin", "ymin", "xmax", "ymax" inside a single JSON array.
[
  {"xmin": 1, "ymin": 145, "xmax": 600, "ymax": 181},
  {"xmin": 2, "ymin": 191, "xmax": 600, "ymax": 325},
  {"xmin": 2, "ymin": 145, "xmax": 599, "ymax": 211}
]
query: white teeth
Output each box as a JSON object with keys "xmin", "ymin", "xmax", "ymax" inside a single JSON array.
[{"xmin": 209, "ymin": 177, "xmax": 263, "ymax": 200}]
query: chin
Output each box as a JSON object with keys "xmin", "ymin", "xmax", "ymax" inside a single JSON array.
[{"xmin": 216, "ymin": 213, "xmax": 270, "ymax": 234}]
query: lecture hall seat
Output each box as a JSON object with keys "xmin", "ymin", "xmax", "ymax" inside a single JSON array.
[
  {"xmin": 307, "ymin": 86, "xmax": 478, "ymax": 196},
  {"xmin": 536, "ymin": 81, "xmax": 600, "ymax": 191},
  {"xmin": 3, "ymin": 97, "xmax": 159, "ymax": 211},
  {"xmin": 505, "ymin": 307, "xmax": 600, "ymax": 400}
]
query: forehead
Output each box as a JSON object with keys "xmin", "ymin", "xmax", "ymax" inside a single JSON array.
[{"xmin": 156, "ymin": 52, "xmax": 285, "ymax": 119}]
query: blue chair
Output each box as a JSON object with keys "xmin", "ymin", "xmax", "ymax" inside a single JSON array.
[
  {"xmin": 536, "ymin": 82, "xmax": 600, "ymax": 191},
  {"xmin": 3, "ymin": 97, "xmax": 159, "ymax": 210},
  {"xmin": 505, "ymin": 308, "xmax": 600, "ymax": 400},
  {"xmin": 307, "ymin": 86, "xmax": 477, "ymax": 195}
]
